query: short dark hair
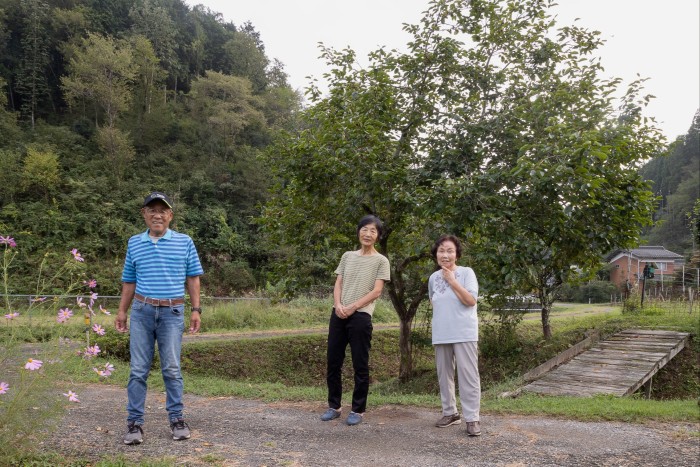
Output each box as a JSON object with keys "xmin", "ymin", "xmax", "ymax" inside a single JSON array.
[
  {"xmin": 431, "ymin": 234, "xmax": 462, "ymax": 262},
  {"xmin": 356, "ymin": 215, "xmax": 384, "ymax": 239}
]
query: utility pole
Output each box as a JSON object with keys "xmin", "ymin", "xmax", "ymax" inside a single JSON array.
[
  {"xmin": 682, "ymin": 264, "xmax": 685, "ymax": 294},
  {"xmin": 641, "ymin": 265, "xmax": 648, "ymax": 307}
]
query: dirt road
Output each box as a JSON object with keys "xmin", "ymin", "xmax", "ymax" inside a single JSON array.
[{"xmin": 45, "ymin": 385, "xmax": 698, "ymax": 466}]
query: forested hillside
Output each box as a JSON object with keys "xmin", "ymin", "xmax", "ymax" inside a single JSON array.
[
  {"xmin": 0, "ymin": 0, "xmax": 301, "ymax": 295},
  {"xmin": 640, "ymin": 111, "xmax": 700, "ymax": 258}
]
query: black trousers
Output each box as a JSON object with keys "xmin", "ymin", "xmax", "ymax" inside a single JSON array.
[{"xmin": 326, "ymin": 310, "xmax": 373, "ymax": 413}]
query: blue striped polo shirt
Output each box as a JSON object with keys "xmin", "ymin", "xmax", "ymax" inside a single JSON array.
[{"xmin": 121, "ymin": 229, "xmax": 204, "ymax": 299}]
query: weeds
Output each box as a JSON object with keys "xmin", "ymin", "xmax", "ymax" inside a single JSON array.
[{"xmin": 0, "ymin": 237, "xmax": 119, "ymax": 464}]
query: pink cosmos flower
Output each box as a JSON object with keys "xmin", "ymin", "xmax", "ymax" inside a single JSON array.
[
  {"xmin": 0, "ymin": 381, "xmax": 9, "ymax": 394},
  {"xmin": 83, "ymin": 344, "xmax": 101, "ymax": 359},
  {"xmin": 99, "ymin": 305, "xmax": 111, "ymax": 315},
  {"xmin": 84, "ymin": 279, "xmax": 97, "ymax": 289},
  {"xmin": 24, "ymin": 358, "xmax": 43, "ymax": 370},
  {"xmin": 56, "ymin": 308, "xmax": 73, "ymax": 323},
  {"xmin": 70, "ymin": 248, "xmax": 84, "ymax": 262},
  {"xmin": 89, "ymin": 292, "xmax": 98, "ymax": 308},
  {"xmin": 93, "ymin": 362, "xmax": 115, "ymax": 377},
  {"xmin": 4, "ymin": 312, "xmax": 19, "ymax": 320},
  {"xmin": 92, "ymin": 324, "xmax": 106, "ymax": 336},
  {"xmin": 31, "ymin": 296, "xmax": 46, "ymax": 303},
  {"xmin": 0, "ymin": 236, "xmax": 17, "ymax": 247},
  {"xmin": 76, "ymin": 297, "xmax": 86, "ymax": 308},
  {"xmin": 63, "ymin": 390, "xmax": 80, "ymax": 403}
]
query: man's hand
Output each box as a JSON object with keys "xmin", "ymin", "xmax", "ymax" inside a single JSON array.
[
  {"xmin": 189, "ymin": 311, "xmax": 201, "ymax": 333},
  {"xmin": 115, "ymin": 310, "xmax": 129, "ymax": 333}
]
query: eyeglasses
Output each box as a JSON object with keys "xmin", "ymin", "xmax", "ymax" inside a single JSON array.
[{"xmin": 145, "ymin": 207, "xmax": 171, "ymax": 216}]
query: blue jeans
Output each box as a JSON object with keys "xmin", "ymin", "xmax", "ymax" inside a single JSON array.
[{"xmin": 126, "ymin": 300, "xmax": 185, "ymax": 425}]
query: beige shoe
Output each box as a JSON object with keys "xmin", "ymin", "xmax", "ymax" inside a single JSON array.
[{"xmin": 465, "ymin": 421, "xmax": 481, "ymax": 436}]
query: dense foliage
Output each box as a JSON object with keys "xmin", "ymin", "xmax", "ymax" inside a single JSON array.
[
  {"xmin": 0, "ymin": 0, "xmax": 301, "ymax": 295},
  {"xmin": 640, "ymin": 110, "xmax": 700, "ymax": 258}
]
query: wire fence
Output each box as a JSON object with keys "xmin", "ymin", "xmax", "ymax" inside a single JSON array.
[{"xmin": 0, "ymin": 294, "xmax": 270, "ymax": 313}]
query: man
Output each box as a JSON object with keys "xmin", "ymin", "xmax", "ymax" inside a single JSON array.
[{"xmin": 115, "ymin": 191, "xmax": 204, "ymax": 445}]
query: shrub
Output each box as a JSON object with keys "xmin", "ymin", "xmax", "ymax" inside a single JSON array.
[{"xmin": 559, "ymin": 281, "xmax": 618, "ymax": 303}]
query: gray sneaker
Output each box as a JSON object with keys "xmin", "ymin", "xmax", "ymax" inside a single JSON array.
[
  {"xmin": 123, "ymin": 421, "xmax": 143, "ymax": 445},
  {"xmin": 435, "ymin": 413, "xmax": 461, "ymax": 428},
  {"xmin": 170, "ymin": 418, "xmax": 191, "ymax": 441},
  {"xmin": 320, "ymin": 408, "xmax": 341, "ymax": 421},
  {"xmin": 466, "ymin": 420, "xmax": 481, "ymax": 436}
]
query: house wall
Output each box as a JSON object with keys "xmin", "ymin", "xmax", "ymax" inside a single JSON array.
[{"xmin": 609, "ymin": 257, "xmax": 677, "ymax": 291}]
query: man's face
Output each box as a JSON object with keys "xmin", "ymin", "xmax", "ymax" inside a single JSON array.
[{"xmin": 142, "ymin": 200, "xmax": 173, "ymax": 236}]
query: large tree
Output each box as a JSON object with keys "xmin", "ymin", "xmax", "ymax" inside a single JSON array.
[
  {"xmin": 16, "ymin": 0, "xmax": 50, "ymax": 129},
  {"xmin": 262, "ymin": 0, "xmax": 663, "ymax": 379},
  {"xmin": 419, "ymin": 1, "xmax": 665, "ymax": 338}
]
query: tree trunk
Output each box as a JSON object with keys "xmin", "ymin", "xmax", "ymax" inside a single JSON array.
[
  {"xmin": 541, "ymin": 306, "xmax": 552, "ymax": 339},
  {"xmin": 398, "ymin": 317, "xmax": 413, "ymax": 381}
]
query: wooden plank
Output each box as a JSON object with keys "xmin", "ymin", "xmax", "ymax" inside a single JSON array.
[
  {"xmin": 617, "ymin": 329, "xmax": 689, "ymax": 337},
  {"xmin": 574, "ymin": 353, "xmax": 664, "ymax": 364},
  {"xmin": 526, "ymin": 377, "xmax": 630, "ymax": 394},
  {"xmin": 548, "ymin": 368, "xmax": 650, "ymax": 381},
  {"xmin": 607, "ymin": 333, "xmax": 685, "ymax": 340},
  {"xmin": 526, "ymin": 377, "xmax": 627, "ymax": 390},
  {"xmin": 522, "ymin": 332, "xmax": 600, "ymax": 382},
  {"xmin": 559, "ymin": 358, "xmax": 653, "ymax": 369},
  {"xmin": 599, "ymin": 341, "xmax": 680, "ymax": 349},
  {"xmin": 520, "ymin": 329, "xmax": 689, "ymax": 398},
  {"xmin": 586, "ymin": 346, "xmax": 669, "ymax": 355},
  {"xmin": 604, "ymin": 339, "xmax": 682, "ymax": 348},
  {"xmin": 573, "ymin": 358, "xmax": 663, "ymax": 368},
  {"xmin": 569, "ymin": 358, "xmax": 659, "ymax": 369},
  {"xmin": 524, "ymin": 381, "xmax": 624, "ymax": 396},
  {"xmin": 622, "ymin": 337, "xmax": 688, "ymax": 396},
  {"xmin": 596, "ymin": 343, "xmax": 676, "ymax": 353},
  {"xmin": 537, "ymin": 371, "xmax": 639, "ymax": 386}
]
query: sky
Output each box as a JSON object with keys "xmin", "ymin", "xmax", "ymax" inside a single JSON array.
[{"xmin": 186, "ymin": 0, "xmax": 699, "ymax": 140}]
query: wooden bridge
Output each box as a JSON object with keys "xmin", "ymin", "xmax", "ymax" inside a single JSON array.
[{"xmin": 522, "ymin": 329, "xmax": 690, "ymax": 397}]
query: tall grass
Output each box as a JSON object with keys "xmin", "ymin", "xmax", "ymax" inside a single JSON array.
[
  {"xmin": 0, "ymin": 339, "xmax": 77, "ymax": 462},
  {"xmin": 200, "ymin": 296, "xmax": 398, "ymax": 332}
]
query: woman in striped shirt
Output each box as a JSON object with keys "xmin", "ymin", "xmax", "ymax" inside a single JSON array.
[{"xmin": 320, "ymin": 215, "xmax": 391, "ymax": 426}]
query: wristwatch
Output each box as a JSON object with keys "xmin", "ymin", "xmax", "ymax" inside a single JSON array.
[{"xmin": 191, "ymin": 307, "xmax": 202, "ymax": 314}]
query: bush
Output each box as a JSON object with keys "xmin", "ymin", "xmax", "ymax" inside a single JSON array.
[
  {"xmin": 94, "ymin": 330, "xmax": 130, "ymax": 362},
  {"xmin": 559, "ymin": 281, "xmax": 618, "ymax": 303}
]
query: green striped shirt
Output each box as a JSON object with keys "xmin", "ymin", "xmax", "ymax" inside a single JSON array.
[{"xmin": 335, "ymin": 251, "xmax": 391, "ymax": 316}]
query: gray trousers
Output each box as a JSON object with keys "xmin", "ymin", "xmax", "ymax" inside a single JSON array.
[{"xmin": 435, "ymin": 341, "xmax": 481, "ymax": 422}]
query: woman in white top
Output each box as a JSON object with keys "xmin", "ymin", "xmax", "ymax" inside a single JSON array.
[{"xmin": 428, "ymin": 234, "xmax": 481, "ymax": 436}]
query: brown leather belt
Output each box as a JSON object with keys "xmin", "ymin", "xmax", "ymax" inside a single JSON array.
[{"xmin": 134, "ymin": 293, "xmax": 185, "ymax": 307}]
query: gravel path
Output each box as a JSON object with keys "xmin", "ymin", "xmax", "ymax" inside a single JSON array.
[{"xmin": 44, "ymin": 384, "xmax": 699, "ymax": 466}]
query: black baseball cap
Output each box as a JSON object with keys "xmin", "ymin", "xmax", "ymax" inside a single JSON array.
[{"xmin": 143, "ymin": 191, "xmax": 173, "ymax": 209}]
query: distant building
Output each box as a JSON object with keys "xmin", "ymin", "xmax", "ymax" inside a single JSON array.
[{"xmin": 606, "ymin": 246, "xmax": 684, "ymax": 291}]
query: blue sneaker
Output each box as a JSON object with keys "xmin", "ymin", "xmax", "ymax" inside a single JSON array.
[
  {"xmin": 346, "ymin": 411, "xmax": 363, "ymax": 426},
  {"xmin": 320, "ymin": 408, "xmax": 341, "ymax": 421}
]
